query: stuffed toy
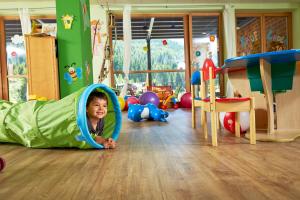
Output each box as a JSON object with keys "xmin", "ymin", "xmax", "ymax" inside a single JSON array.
[{"xmin": 128, "ymin": 103, "xmax": 169, "ymax": 122}]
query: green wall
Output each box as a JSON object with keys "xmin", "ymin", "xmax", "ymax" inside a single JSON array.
[{"xmin": 56, "ymin": 0, "xmax": 93, "ymax": 98}]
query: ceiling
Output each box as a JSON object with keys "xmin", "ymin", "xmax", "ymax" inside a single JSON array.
[
  {"xmin": 112, "ymin": 16, "xmax": 220, "ymax": 40},
  {"xmin": 4, "ymin": 16, "xmax": 252, "ymax": 42},
  {"xmin": 0, "ymin": 0, "xmax": 299, "ymax": 2},
  {"xmin": 112, "ymin": 17, "xmax": 184, "ymax": 40}
]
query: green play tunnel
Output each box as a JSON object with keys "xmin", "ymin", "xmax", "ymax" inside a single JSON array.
[{"xmin": 0, "ymin": 84, "xmax": 122, "ymax": 149}]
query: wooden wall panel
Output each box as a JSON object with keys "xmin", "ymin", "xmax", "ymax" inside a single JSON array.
[{"xmin": 276, "ymin": 62, "xmax": 300, "ymax": 129}]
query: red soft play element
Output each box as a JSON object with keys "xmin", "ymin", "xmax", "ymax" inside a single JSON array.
[
  {"xmin": 0, "ymin": 157, "xmax": 5, "ymax": 172},
  {"xmin": 203, "ymin": 97, "xmax": 251, "ymax": 102},
  {"xmin": 202, "ymin": 59, "xmax": 222, "ymax": 81}
]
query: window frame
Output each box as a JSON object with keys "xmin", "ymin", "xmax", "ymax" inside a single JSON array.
[
  {"xmin": 0, "ymin": 15, "xmax": 56, "ymax": 100},
  {"xmin": 235, "ymin": 12, "xmax": 292, "ymax": 54}
]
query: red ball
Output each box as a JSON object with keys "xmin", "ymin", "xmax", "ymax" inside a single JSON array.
[
  {"xmin": 0, "ymin": 157, "xmax": 5, "ymax": 172},
  {"xmin": 223, "ymin": 112, "xmax": 236, "ymax": 134},
  {"xmin": 127, "ymin": 96, "xmax": 139, "ymax": 105},
  {"xmin": 180, "ymin": 92, "xmax": 192, "ymax": 108},
  {"xmin": 220, "ymin": 112, "xmax": 250, "ymax": 134}
]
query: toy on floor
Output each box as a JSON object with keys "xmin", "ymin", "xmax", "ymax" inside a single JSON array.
[
  {"xmin": 0, "ymin": 157, "xmax": 5, "ymax": 172},
  {"xmin": 139, "ymin": 91, "xmax": 160, "ymax": 106},
  {"xmin": 0, "ymin": 84, "xmax": 122, "ymax": 149},
  {"xmin": 161, "ymin": 95, "xmax": 179, "ymax": 110},
  {"xmin": 128, "ymin": 103, "xmax": 169, "ymax": 122},
  {"xmin": 180, "ymin": 92, "xmax": 192, "ymax": 108},
  {"xmin": 219, "ymin": 112, "xmax": 250, "ymax": 134}
]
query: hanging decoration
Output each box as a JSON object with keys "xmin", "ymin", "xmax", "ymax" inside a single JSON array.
[
  {"xmin": 91, "ymin": 20, "xmax": 102, "ymax": 55},
  {"xmin": 209, "ymin": 35, "xmax": 215, "ymax": 42},
  {"xmin": 11, "ymin": 35, "xmax": 24, "ymax": 45},
  {"xmin": 11, "ymin": 52, "xmax": 17, "ymax": 57},
  {"xmin": 143, "ymin": 46, "xmax": 148, "ymax": 52},
  {"xmin": 195, "ymin": 51, "xmax": 201, "ymax": 57},
  {"xmin": 62, "ymin": 14, "xmax": 74, "ymax": 29},
  {"xmin": 120, "ymin": 5, "xmax": 132, "ymax": 97},
  {"xmin": 162, "ymin": 39, "xmax": 168, "ymax": 46}
]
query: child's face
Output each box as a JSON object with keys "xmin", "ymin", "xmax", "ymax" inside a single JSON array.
[{"xmin": 86, "ymin": 97, "xmax": 108, "ymax": 120}]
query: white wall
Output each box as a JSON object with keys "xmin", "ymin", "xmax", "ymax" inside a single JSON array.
[{"xmin": 90, "ymin": 5, "xmax": 110, "ymax": 85}]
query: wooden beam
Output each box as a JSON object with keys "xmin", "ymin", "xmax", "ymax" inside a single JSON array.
[{"xmin": 0, "ymin": 17, "xmax": 8, "ymax": 100}]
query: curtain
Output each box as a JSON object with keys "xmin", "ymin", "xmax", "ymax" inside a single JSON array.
[
  {"xmin": 18, "ymin": 8, "xmax": 31, "ymax": 35},
  {"xmin": 120, "ymin": 5, "xmax": 132, "ymax": 97},
  {"xmin": 223, "ymin": 4, "xmax": 236, "ymax": 97}
]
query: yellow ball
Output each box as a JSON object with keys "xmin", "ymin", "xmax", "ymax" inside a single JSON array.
[{"xmin": 118, "ymin": 96, "xmax": 125, "ymax": 111}]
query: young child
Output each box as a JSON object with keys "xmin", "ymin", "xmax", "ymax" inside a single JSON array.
[{"xmin": 86, "ymin": 90, "xmax": 116, "ymax": 149}]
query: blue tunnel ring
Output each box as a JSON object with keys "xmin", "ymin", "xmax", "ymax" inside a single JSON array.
[{"xmin": 77, "ymin": 84, "xmax": 122, "ymax": 149}]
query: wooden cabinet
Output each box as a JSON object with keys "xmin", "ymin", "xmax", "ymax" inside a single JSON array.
[{"xmin": 25, "ymin": 35, "xmax": 60, "ymax": 100}]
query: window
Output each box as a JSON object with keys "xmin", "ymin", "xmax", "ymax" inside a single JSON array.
[
  {"xmin": 0, "ymin": 17, "xmax": 56, "ymax": 102},
  {"xmin": 112, "ymin": 16, "xmax": 186, "ymax": 95},
  {"xmin": 236, "ymin": 13, "xmax": 292, "ymax": 56},
  {"xmin": 4, "ymin": 20, "xmax": 27, "ymax": 102}
]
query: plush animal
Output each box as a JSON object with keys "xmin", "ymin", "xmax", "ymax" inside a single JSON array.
[{"xmin": 128, "ymin": 103, "xmax": 169, "ymax": 122}]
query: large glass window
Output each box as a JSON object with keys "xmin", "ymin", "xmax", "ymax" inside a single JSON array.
[
  {"xmin": 1, "ymin": 18, "xmax": 56, "ymax": 102},
  {"xmin": 5, "ymin": 20, "xmax": 27, "ymax": 103},
  {"xmin": 112, "ymin": 16, "xmax": 186, "ymax": 95}
]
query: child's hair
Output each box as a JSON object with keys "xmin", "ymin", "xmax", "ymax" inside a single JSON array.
[{"xmin": 86, "ymin": 91, "xmax": 108, "ymax": 107}]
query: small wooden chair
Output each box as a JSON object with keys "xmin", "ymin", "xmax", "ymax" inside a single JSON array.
[{"xmin": 199, "ymin": 59, "xmax": 256, "ymax": 146}]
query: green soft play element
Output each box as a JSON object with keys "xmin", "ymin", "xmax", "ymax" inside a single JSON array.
[
  {"xmin": 246, "ymin": 62, "xmax": 296, "ymax": 93},
  {"xmin": 271, "ymin": 62, "xmax": 296, "ymax": 92},
  {"xmin": 0, "ymin": 88, "xmax": 116, "ymax": 149},
  {"xmin": 56, "ymin": 0, "xmax": 93, "ymax": 98},
  {"xmin": 246, "ymin": 64, "xmax": 263, "ymax": 92}
]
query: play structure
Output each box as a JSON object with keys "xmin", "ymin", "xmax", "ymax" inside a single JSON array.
[
  {"xmin": 146, "ymin": 86, "xmax": 181, "ymax": 109},
  {"xmin": 224, "ymin": 49, "xmax": 300, "ymax": 142},
  {"xmin": 0, "ymin": 84, "xmax": 121, "ymax": 149},
  {"xmin": 128, "ymin": 103, "xmax": 169, "ymax": 122}
]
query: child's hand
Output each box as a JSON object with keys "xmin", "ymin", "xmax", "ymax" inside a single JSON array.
[
  {"xmin": 102, "ymin": 141, "xmax": 110, "ymax": 149},
  {"xmin": 107, "ymin": 138, "xmax": 116, "ymax": 149}
]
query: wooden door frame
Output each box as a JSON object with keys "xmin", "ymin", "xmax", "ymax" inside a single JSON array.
[
  {"xmin": 188, "ymin": 12, "xmax": 224, "ymax": 95},
  {"xmin": 0, "ymin": 17, "xmax": 9, "ymax": 100}
]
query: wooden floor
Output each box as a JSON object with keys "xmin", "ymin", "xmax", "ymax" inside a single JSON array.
[{"xmin": 0, "ymin": 109, "xmax": 300, "ymax": 200}]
